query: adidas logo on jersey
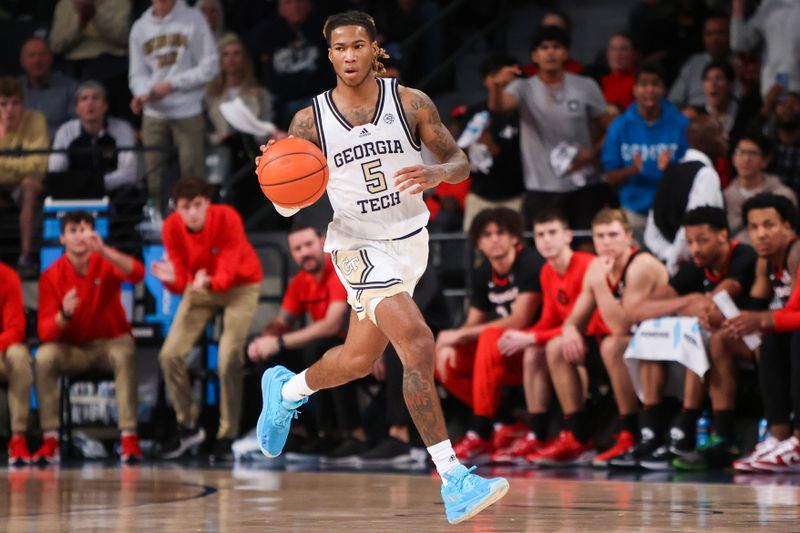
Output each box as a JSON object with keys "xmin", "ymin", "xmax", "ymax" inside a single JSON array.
[{"xmin": 359, "ymin": 128, "xmax": 370, "ymax": 137}]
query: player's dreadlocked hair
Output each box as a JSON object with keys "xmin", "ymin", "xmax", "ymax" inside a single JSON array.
[{"xmin": 322, "ymin": 11, "xmax": 390, "ymax": 73}]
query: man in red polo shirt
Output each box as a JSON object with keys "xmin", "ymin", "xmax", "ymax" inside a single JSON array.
[
  {"xmin": 0, "ymin": 260, "xmax": 34, "ymax": 465},
  {"xmin": 248, "ymin": 225, "xmax": 361, "ymax": 461},
  {"xmin": 153, "ymin": 178, "xmax": 262, "ymax": 461},
  {"xmin": 34, "ymin": 211, "xmax": 145, "ymax": 464}
]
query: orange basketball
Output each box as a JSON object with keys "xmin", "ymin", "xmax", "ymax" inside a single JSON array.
[{"xmin": 257, "ymin": 137, "xmax": 329, "ymax": 209}]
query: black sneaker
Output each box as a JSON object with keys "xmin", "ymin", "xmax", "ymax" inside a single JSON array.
[
  {"xmin": 358, "ymin": 437, "xmax": 413, "ymax": 465},
  {"xmin": 608, "ymin": 437, "xmax": 662, "ymax": 469},
  {"xmin": 210, "ymin": 438, "xmax": 233, "ymax": 464},
  {"xmin": 673, "ymin": 434, "xmax": 740, "ymax": 471},
  {"xmin": 321, "ymin": 437, "xmax": 369, "ymax": 465},
  {"xmin": 285, "ymin": 436, "xmax": 341, "ymax": 463},
  {"xmin": 640, "ymin": 430, "xmax": 695, "ymax": 471},
  {"xmin": 160, "ymin": 425, "xmax": 206, "ymax": 460}
]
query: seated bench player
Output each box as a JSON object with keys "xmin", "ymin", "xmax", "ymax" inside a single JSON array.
[
  {"xmin": 34, "ymin": 211, "xmax": 144, "ymax": 464},
  {"xmin": 434, "ymin": 207, "xmax": 543, "ymax": 462},
  {"xmin": 533, "ymin": 208, "xmax": 668, "ymax": 466}
]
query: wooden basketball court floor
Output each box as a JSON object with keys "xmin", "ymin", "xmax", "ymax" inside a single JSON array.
[{"xmin": 2, "ymin": 463, "xmax": 799, "ymax": 532}]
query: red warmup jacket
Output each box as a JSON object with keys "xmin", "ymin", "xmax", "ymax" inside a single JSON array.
[
  {"xmin": 526, "ymin": 251, "xmax": 595, "ymax": 343},
  {"xmin": 0, "ymin": 261, "xmax": 25, "ymax": 352},
  {"xmin": 771, "ymin": 264, "xmax": 800, "ymax": 332},
  {"xmin": 161, "ymin": 204, "xmax": 263, "ymax": 294},
  {"xmin": 38, "ymin": 253, "xmax": 145, "ymax": 344}
]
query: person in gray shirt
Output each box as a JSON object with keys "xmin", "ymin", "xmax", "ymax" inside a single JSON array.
[
  {"xmin": 488, "ymin": 26, "xmax": 613, "ymax": 238},
  {"xmin": 18, "ymin": 37, "xmax": 79, "ymax": 135}
]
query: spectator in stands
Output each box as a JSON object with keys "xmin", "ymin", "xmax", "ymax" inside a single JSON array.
[
  {"xmin": 491, "ymin": 209, "xmax": 597, "ymax": 463},
  {"xmin": 247, "ymin": 225, "xmax": 364, "ymax": 463},
  {"xmin": 34, "ymin": 211, "xmax": 144, "ymax": 464},
  {"xmin": 435, "ymin": 208, "xmax": 543, "ymax": 462},
  {"xmin": 602, "ymin": 32, "xmax": 638, "ymax": 114},
  {"xmin": 48, "ymin": 80, "xmax": 139, "ymax": 196},
  {"xmin": 18, "ymin": 37, "xmax": 79, "ymax": 135},
  {"xmin": 534, "ymin": 209, "xmax": 668, "ymax": 467},
  {"xmin": 488, "ymin": 26, "xmax": 613, "ymax": 236},
  {"xmin": 244, "ymin": 0, "xmax": 331, "ymax": 127},
  {"xmin": 602, "ymin": 62, "xmax": 689, "ymax": 240},
  {"xmin": 669, "ymin": 13, "xmax": 731, "ymax": 108},
  {"xmin": 731, "ymin": 0, "xmax": 800, "ymax": 99},
  {"xmin": 206, "ymin": 33, "xmax": 273, "ymax": 146},
  {"xmin": 723, "ymin": 193, "xmax": 800, "ymax": 474},
  {"xmin": 522, "ymin": 8, "xmax": 583, "ymax": 78},
  {"xmin": 725, "ymin": 133, "xmax": 797, "ymax": 244},
  {"xmin": 623, "ymin": 206, "xmax": 757, "ymax": 471},
  {"xmin": 0, "ymin": 260, "xmax": 34, "ymax": 466},
  {"xmin": 764, "ymin": 92, "xmax": 800, "ymax": 195},
  {"xmin": 453, "ymin": 52, "xmax": 524, "ymax": 232},
  {"xmin": 48, "ymin": 0, "xmax": 132, "ymax": 120},
  {"xmin": 129, "ymin": 0, "xmax": 219, "ymax": 210},
  {"xmin": 644, "ymin": 114, "xmax": 726, "ymax": 274},
  {"xmin": 152, "ymin": 178, "xmax": 262, "ymax": 462},
  {"xmin": 196, "ymin": 0, "xmax": 225, "ymax": 39},
  {"xmin": 698, "ymin": 61, "xmax": 760, "ymax": 148},
  {"xmin": 0, "ymin": 76, "xmax": 49, "ymax": 274}
]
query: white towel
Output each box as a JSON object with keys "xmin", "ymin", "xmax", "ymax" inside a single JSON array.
[{"xmin": 624, "ymin": 316, "xmax": 710, "ymax": 402}]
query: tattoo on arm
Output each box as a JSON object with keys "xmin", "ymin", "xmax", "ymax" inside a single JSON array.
[
  {"xmin": 287, "ymin": 107, "xmax": 319, "ymax": 145},
  {"xmin": 401, "ymin": 87, "xmax": 468, "ymax": 183}
]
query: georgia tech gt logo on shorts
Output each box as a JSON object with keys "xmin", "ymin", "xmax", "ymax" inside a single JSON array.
[{"xmin": 341, "ymin": 256, "xmax": 360, "ymax": 275}]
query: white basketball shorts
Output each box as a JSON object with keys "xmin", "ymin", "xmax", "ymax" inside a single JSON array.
[{"xmin": 329, "ymin": 227, "xmax": 429, "ymax": 324}]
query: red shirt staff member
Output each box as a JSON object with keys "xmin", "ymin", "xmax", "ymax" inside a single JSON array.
[
  {"xmin": 152, "ymin": 177, "xmax": 263, "ymax": 461},
  {"xmin": 0, "ymin": 261, "xmax": 34, "ymax": 465},
  {"xmin": 34, "ymin": 211, "xmax": 145, "ymax": 464}
]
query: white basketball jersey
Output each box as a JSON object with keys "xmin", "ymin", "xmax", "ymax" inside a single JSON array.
[{"xmin": 312, "ymin": 77, "xmax": 429, "ymax": 249}]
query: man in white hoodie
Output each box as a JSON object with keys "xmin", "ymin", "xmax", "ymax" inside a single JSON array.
[{"xmin": 128, "ymin": 0, "xmax": 218, "ymax": 209}]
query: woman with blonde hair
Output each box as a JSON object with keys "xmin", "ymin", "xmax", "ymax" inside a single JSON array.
[{"xmin": 205, "ymin": 33, "xmax": 273, "ymax": 146}]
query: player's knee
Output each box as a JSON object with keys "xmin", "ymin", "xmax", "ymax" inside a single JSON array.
[
  {"xmin": 524, "ymin": 346, "xmax": 546, "ymax": 372},
  {"xmin": 35, "ymin": 343, "xmax": 59, "ymax": 370},
  {"xmin": 600, "ymin": 335, "xmax": 626, "ymax": 364},
  {"xmin": 545, "ymin": 338, "xmax": 562, "ymax": 366},
  {"xmin": 158, "ymin": 349, "xmax": 183, "ymax": 370},
  {"xmin": 398, "ymin": 335, "xmax": 435, "ymax": 370}
]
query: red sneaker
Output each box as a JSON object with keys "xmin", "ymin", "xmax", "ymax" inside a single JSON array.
[
  {"xmin": 32, "ymin": 435, "xmax": 60, "ymax": 465},
  {"xmin": 491, "ymin": 421, "xmax": 527, "ymax": 451},
  {"xmin": 492, "ymin": 432, "xmax": 549, "ymax": 464},
  {"xmin": 592, "ymin": 430, "xmax": 636, "ymax": 468},
  {"xmin": 751, "ymin": 436, "xmax": 800, "ymax": 473},
  {"xmin": 120, "ymin": 434, "xmax": 143, "ymax": 463},
  {"xmin": 527, "ymin": 430, "xmax": 595, "ymax": 466},
  {"xmin": 453, "ymin": 432, "xmax": 493, "ymax": 462},
  {"xmin": 8, "ymin": 434, "xmax": 31, "ymax": 466}
]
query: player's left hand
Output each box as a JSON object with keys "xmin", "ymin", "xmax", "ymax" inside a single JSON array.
[
  {"xmin": 393, "ymin": 165, "xmax": 445, "ymax": 194},
  {"xmin": 192, "ymin": 269, "xmax": 210, "ymax": 291},
  {"xmin": 498, "ymin": 330, "xmax": 536, "ymax": 356},
  {"xmin": 586, "ymin": 255, "xmax": 613, "ymax": 288},
  {"xmin": 247, "ymin": 336, "xmax": 280, "ymax": 361}
]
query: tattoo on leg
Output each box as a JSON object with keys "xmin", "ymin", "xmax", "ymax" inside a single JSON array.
[{"xmin": 403, "ymin": 366, "xmax": 448, "ymax": 446}]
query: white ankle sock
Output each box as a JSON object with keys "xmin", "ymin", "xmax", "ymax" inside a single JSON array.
[
  {"xmin": 281, "ymin": 370, "xmax": 316, "ymax": 402},
  {"xmin": 427, "ymin": 439, "xmax": 460, "ymax": 485}
]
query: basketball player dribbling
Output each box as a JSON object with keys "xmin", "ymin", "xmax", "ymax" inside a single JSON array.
[{"xmin": 255, "ymin": 10, "xmax": 509, "ymax": 524}]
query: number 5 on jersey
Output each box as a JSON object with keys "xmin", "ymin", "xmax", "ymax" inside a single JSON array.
[{"xmin": 362, "ymin": 159, "xmax": 388, "ymax": 194}]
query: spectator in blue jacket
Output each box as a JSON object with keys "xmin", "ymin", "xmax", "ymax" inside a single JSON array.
[{"xmin": 602, "ymin": 62, "xmax": 689, "ymax": 239}]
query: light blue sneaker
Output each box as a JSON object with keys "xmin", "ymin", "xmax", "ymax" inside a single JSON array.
[
  {"xmin": 256, "ymin": 365, "xmax": 308, "ymax": 457},
  {"xmin": 441, "ymin": 465, "xmax": 509, "ymax": 524}
]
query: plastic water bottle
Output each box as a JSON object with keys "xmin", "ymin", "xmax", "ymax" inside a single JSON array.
[
  {"xmin": 696, "ymin": 412, "xmax": 710, "ymax": 448},
  {"xmin": 757, "ymin": 418, "xmax": 769, "ymax": 443}
]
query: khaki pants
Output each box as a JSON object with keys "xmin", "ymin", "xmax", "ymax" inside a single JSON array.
[
  {"xmin": 35, "ymin": 334, "xmax": 138, "ymax": 432},
  {"xmin": 463, "ymin": 192, "xmax": 524, "ymax": 232},
  {"xmin": 159, "ymin": 283, "xmax": 260, "ymax": 439},
  {"xmin": 141, "ymin": 114, "xmax": 205, "ymax": 206},
  {"xmin": 0, "ymin": 343, "xmax": 33, "ymax": 433}
]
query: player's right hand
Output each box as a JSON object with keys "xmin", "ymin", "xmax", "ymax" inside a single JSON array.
[
  {"xmin": 435, "ymin": 346, "xmax": 458, "ymax": 380},
  {"xmin": 254, "ymin": 135, "xmax": 293, "ymax": 169},
  {"xmin": 560, "ymin": 325, "xmax": 587, "ymax": 364}
]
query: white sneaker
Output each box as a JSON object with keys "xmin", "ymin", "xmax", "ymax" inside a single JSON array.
[
  {"xmin": 752, "ymin": 436, "xmax": 800, "ymax": 473},
  {"xmin": 733, "ymin": 436, "xmax": 780, "ymax": 472}
]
